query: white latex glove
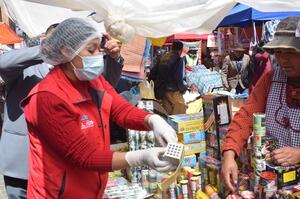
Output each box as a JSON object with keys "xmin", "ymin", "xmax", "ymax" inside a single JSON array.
[
  {"xmin": 125, "ymin": 148, "xmax": 176, "ymax": 172},
  {"xmin": 148, "ymin": 114, "xmax": 178, "ymax": 147}
]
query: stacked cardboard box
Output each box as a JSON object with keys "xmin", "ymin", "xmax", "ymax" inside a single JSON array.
[
  {"xmin": 167, "ymin": 112, "xmax": 206, "ymax": 168},
  {"xmin": 201, "ymin": 94, "xmax": 231, "ymax": 160}
]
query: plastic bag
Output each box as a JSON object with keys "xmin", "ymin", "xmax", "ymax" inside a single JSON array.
[{"xmin": 138, "ymin": 80, "xmax": 155, "ymax": 100}]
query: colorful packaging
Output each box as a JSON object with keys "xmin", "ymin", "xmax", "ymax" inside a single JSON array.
[
  {"xmin": 168, "ymin": 113, "xmax": 204, "ymax": 134},
  {"xmin": 238, "ymin": 173, "xmax": 250, "ymax": 191},
  {"xmin": 182, "ymin": 154, "xmax": 197, "ymax": 168},
  {"xmin": 259, "ymin": 171, "xmax": 277, "ymax": 198},
  {"xmin": 240, "ymin": 191, "xmax": 255, "ymax": 199},
  {"xmin": 178, "ymin": 130, "xmax": 206, "ymax": 144},
  {"xmin": 202, "ymin": 94, "xmax": 231, "ymax": 160},
  {"xmin": 196, "ymin": 190, "xmax": 210, "ymax": 199},
  {"xmin": 226, "ymin": 195, "xmax": 242, "ymax": 199},
  {"xmin": 183, "ymin": 141, "xmax": 206, "ymax": 156},
  {"xmin": 199, "ymin": 156, "xmax": 224, "ymax": 197},
  {"xmin": 253, "ymin": 113, "xmax": 266, "ymax": 131},
  {"xmin": 267, "ymin": 164, "xmax": 300, "ymax": 188}
]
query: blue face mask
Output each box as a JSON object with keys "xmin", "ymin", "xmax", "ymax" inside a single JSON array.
[{"xmin": 72, "ymin": 54, "xmax": 104, "ymax": 81}]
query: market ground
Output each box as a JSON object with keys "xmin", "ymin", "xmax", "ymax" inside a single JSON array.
[{"xmin": 0, "ymin": 176, "xmax": 7, "ymax": 199}]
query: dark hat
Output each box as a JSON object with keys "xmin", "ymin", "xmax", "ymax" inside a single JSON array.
[
  {"xmin": 231, "ymin": 43, "xmax": 245, "ymax": 51},
  {"xmin": 263, "ymin": 16, "xmax": 300, "ymax": 53}
]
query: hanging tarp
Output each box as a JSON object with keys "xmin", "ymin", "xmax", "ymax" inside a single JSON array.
[
  {"xmin": 167, "ymin": 33, "xmax": 209, "ymax": 41},
  {"xmin": 1, "ymin": 0, "xmax": 93, "ymax": 37},
  {"xmin": 0, "ymin": 23, "xmax": 21, "ymax": 44},
  {"xmin": 219, "ymin": 3, "xmax": 300, "ymax": 27},
  {"xmin": 3, "ymin": 0, "xmax": 300, "ymax": 42}
]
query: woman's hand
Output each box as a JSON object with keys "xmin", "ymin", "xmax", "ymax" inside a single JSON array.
[
  {"xmin": 221, "ymin": 150, "xmax": 239, "ymax": 192},
  {"xmin": 101, "ymin": 33, "xmax": 120, "ymax": 59},
  {"xmin": 125, "ymin": 148, "xmax": 176, "ymax": 172},
  {"xmin": 147, "ymin": 114, "xmax": 178, "ymax": 147},
  {"xmin": 272, "ymin": 147, "xmax": 300, "ymax": 167}
]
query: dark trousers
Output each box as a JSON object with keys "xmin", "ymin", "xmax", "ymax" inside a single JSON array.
[{"xmin": 4, "ymin": 176, "xmax": 27, "ymax": 199}]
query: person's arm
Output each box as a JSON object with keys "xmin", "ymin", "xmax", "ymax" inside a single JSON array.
[
  {"xmin": 221, "ymin": 70, "xmax": 274, "ymax": 192},
  {"xmin": 174, "ymin": 58, "xmax": 187, "ymax": 92},
  {"xmin": 222, "ymin": 70, "xmax": 275, "ymax": 157},
  {"xmin": 101, "ymin": 33, "xmax": 124, "ymax": 88},
  {"xmin": 0, "ymin": 46, "xmax": 43, "ymax": 84},
  {"xmin": 103, "ymin": 55, "xmax": 124, "ymax": 88},
  {"xmin": 221, "ymin": 57, "xmax": 230, "ymax": 89}
]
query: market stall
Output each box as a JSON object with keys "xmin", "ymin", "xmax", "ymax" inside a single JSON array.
[{"xmin": 1, "ymin": 1, "xmax": 299, "ymax": 199}]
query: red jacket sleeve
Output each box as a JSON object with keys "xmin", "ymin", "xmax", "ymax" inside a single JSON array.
[
  {"xmin": 25, "ymin": 92, "xmax": 114, "ymax": 172},
  {"xmin": 100, "ymin": 76, "xmax": 150, "ymax": 130},
  {"xmin": 222, "ymin": 70, "xmax": 274, "ymax": 156}
]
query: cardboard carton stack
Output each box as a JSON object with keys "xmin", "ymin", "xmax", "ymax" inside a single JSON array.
[{"xmin": 167, "ymin": 112, "xmax": 206, "ymax": 168}]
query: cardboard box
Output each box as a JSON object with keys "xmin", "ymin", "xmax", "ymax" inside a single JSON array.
[
  {"xmin": 168, "ymin": 116, "xmax": 204, "ymax": 134},
  {"xmin": 183, "ymin": 141, "xmax": 206, "ymax": 156},
  {"xmin": 199, "ymin": 156, "xmax": 225, "ymax": 197},
  {"xmin": 182, "ymin": 154, "xmax": 197, "ymax": 168},
  {"xmin": 202, "ymin": 94, "xmax": 231, "ymax": 160},
  {"xmin": 202, "ymin": 94, "xmax": 231, "ymax": 126},
  {"xmin": 178, "ymin": 131, "xmax": 206, "ymax": 144},
  {"xmin": 266, "ymin": 164, "xmax": 300, "ymax": 188}
]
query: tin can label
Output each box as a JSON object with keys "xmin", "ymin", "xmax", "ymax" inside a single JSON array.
[{"xmin": 253, "ymin": 113, "xmax": 266, "ymax": 130}]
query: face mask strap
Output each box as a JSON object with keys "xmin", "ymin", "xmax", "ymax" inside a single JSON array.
[{"xmin": 70, "ymin": 61, "xmax": 78, "ymax": 70}]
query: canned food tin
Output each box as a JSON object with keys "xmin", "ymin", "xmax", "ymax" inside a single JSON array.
[
  {"xmin": 254, "ymin": 128, "xmax": 266, "ymax": 148},
  {"xmin": 193, "ymin": 171, "xmax": 202, "ymax": 191},
  {"xmin": 253, "ymin": 113, "xmax": 266, "ymax": 130},
  {"xmin": 190, "ymin": 177, "xmax": 198, "ymax": 191}
]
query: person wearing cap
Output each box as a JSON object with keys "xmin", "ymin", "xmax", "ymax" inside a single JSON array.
[
  {"xmin": 221, "ymin": 16, "xmax": 300, "ymax": 192},
  {"xmin": 221, "ymin": 44, "xmax": 251, "ymax": 93},
  {"xmin": 185, "ymin": 46, "xmax": 199, "ymax": 70},
  {"xmin": 21, "ymin": 18, "xmax": 178, "ymax": 198}
]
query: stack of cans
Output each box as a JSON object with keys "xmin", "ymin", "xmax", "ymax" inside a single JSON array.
[
  {"xmin": 252, "ymin": 113, "xmax": 267, "ymax": 194},
  {"xmin": 128, "ymin": 130, "xmax": 155, "ymax": 185}
]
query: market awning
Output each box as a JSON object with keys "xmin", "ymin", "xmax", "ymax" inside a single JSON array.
[
  {"xmin": 219, "ymin": 3, "xmax": 300, "ymax": 27},
  {"xmin": 0, "ymin": 23, "xmax": 22, "ymax": 45},
  {"xmin": 167, "ymin": 33, "xmax": 209, "ymax": 41}
]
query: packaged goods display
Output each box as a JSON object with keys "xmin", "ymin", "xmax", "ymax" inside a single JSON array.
[
  {"xmin": 178, "ymin": 131, "xmax": 206, "ymax": 144},
  {"xmin": 107, "ymin": 109, "xmax": 300, "ymax": 199},
  {"xmin": 202, "ymin": 94, "xmax": 231, "ymax": 160},
  {"xmin": 182, "ymin": 154, "xmax": 197, "ymax": 168},
  {"xmin": 199, "ymin": 156, "xmax": 225, "ymax": 198},
  {"xmin": 250, "ymin": 113, "xmax": 300, "ymax": 198},
  {"xmin": 168, "ymin": 113, "xmax": 204, "ymax": 134}
]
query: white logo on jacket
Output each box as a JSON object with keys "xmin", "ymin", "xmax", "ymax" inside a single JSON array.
[{"xmin": 81, "ymin": 114, "xmax": 95, "ymax": 129}]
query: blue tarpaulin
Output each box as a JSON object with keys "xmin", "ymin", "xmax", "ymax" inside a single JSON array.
[{"xmin": 219, "ymin": 3, "xmax": 300, "ymax": 27}]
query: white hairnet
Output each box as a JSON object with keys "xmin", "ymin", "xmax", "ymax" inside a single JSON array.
[{"xmin": 40, "ymin": 18, "xmax": 102, "ymax": 65}]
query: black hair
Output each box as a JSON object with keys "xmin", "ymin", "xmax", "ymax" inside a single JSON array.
[
  {"xmin": 45, "ymin": 23, "xmax": 59, "ymax": 35},
  {"xmin": 171, "ymin": 40, "xmax": 183, "ymax": 52}
]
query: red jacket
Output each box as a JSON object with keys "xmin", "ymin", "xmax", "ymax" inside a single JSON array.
[{"xmin": 22, "ymin": 66, "xmax": 149, "ymax": 199}]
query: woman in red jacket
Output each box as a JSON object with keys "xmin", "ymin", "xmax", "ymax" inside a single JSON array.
[{"xmin": 22, "ymin": 18, "xmax": 178, "ymax": 199}]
